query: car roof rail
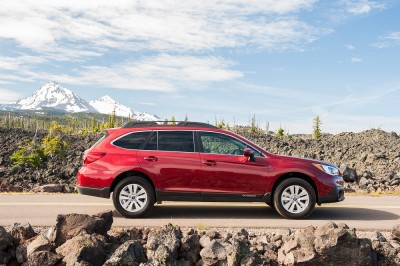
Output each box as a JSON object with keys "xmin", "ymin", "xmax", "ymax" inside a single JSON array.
[{"xmin": 121, "ymin": 121, "xmax": 217, "ymax": 128}]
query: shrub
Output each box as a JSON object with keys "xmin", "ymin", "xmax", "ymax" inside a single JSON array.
[
  {"xmin": 42, "ymin": 136, "xmax": 68, "ymax": 158},
  {"xmin": 276, "ymin": 128, "xmax": 284, "ymax": 137},
  {"xmin": 10, "ymin": 140, "xmax": 45, "ymax": 167}
]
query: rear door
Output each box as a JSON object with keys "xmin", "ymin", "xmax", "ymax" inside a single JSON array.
[
  {"xmin": 198, "ymin": 131, "xmax": 270, "ymax": 199},
  {"xmin": 137, "ymin": 130, "xmax": 203, "ymax": 197}
]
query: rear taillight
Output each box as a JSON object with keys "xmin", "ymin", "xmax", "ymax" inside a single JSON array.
[{"xmin": 83, "ymin": 152, "xmax": 106, "ymax": 165}]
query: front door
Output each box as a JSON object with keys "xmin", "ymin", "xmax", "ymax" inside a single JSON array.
[{"xmin": 198, "ymin": 131, "xmax": 270, "ymax": 200}]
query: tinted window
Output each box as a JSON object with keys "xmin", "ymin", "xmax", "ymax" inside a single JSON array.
[
  {"xmin": 158, "ymin": 131, "xmax": 194, "ymax": 152},
  {"xmin": 142, "ymin": 132, "xmax": 157, "ymax": 150},
  {"xmin": 113, "ymin": 131, "xmax": 150, "ymax": 149},
  {"xmin": 199, "ymin": 132, "xmax": 262, "ymax": 156},
  {"xmin": 142, "ymin": 131, "xmax": 195, "ymax": 152}
]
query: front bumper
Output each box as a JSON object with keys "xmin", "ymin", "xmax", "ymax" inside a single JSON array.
[
  {"xmin": 76, "ymin": 185, "xmax": 110, "ymax": 199},
  {"xmin": 318, "ymin": 185, "xmax": 345, "ymax": 205}
]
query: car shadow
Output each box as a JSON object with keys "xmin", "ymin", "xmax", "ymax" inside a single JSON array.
[{"xmin": 112, "ymin": 204, "xmax": 399, "ymax": 221}]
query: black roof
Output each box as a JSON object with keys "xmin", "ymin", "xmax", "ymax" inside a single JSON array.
[{"xmin": 121, "ymin": 121, "xmax": 217, "ymax": 129}]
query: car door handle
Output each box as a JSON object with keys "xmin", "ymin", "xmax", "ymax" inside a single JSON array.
[
  {"xmin": 202, "ymin": 160, "xmax": 216, "ymax": 166},
  {"xmin": 144, "ymin": 156, "xmax": 158, "ymax": 162}
]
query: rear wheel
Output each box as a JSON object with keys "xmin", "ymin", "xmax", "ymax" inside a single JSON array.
[
  {"xmin": 273, "ymin": 178, "xmax": 316, "ymax": 219},
  {"xmin": 113, "ymin": 176, "xmax": 155, "ymax": 218}
]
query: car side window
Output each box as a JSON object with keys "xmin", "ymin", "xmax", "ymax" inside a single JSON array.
[
  {"xmin": 158, "ymin": 131, "xmax": 194, "ymax": 152},
  {"xmin": 141, "ymin": 131, "xmax": 195, "ymax": 152},
  {"xmin": 199, "ymin": 132, "xmax": 262, "ymax": 156},
  {"xmin": 112, "ymin": 131, "xmax": 151, "ymax": 149},
  {"xmin": 142, "ymin": 132, "xmax": 157, "ymax": 150}
]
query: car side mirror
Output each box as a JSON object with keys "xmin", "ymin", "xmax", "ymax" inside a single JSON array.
[{"xmin": 244, "ymin": 148, "xmax": 256, "ymax": 162}]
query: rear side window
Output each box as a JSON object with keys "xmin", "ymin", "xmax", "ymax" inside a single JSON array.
[
  {"xmin": 141, "ymin": 131, "xmax": 195, "ymax": 152},
  {"xmin": 159, "ymin": 131, "xmax": 194, "ymax": 152},
  {"xmin": 112, "ymin": 131, "xmax": 150, "ymax": 149}
]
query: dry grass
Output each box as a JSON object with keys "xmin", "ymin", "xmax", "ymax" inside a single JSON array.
[
  {"xmin": 346, "ymin": 189, "xmax": 400, "ymax": 197},
  {"xmin": 195, "ymin": 223, "xmax": 208, "ymax": 230}
]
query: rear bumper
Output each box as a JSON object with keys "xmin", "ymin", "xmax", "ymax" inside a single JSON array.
[
  {"xmin": 318, "ymin": 185, "xmax": 345, "ymax": 205},
  {"xmin": 76, "ymin": 185, "xmax": 110, "ymax": 199}
]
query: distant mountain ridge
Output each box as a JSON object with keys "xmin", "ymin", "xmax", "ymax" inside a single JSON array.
[{"xmin": 1, "ymin": 82, "xmax": 159, "ymax": 120}]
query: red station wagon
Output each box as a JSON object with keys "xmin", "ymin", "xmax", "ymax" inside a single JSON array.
[{"xmin": 77, "ymin": 121, "xmax": 345, "ymax": 219}]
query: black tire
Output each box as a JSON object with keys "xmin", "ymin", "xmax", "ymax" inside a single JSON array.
[
  {"xmin": 273, "ymin": 178, "xmax": 316, "ymax": 219},
  {"xmin": 112, "ymin": 176, "xmax": 155, "ymax": 218}
]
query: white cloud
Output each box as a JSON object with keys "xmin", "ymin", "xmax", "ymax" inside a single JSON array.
[
  {"xmin": 0, "ymin": 88, "xmax": 23, "ymax": 103},
  {"xmin": 371, "ymin": 31, "xmax": 400, "ymax": 48},
  {"xmin": 345, "ymin": 44, "xmax": 355, "ymax": 50},
  {"xmin": 0, "ymin": 0, "xmax": 320, "ymax": 58},
  {"xmin": 351, "ymin": 57, "xmax": 363, "ymax": 63},
  {"xmin": 30, "ymin": 54, "xmax": 243, "ymax": 92},
  {"xmin": 342, "ymin": 0, "xmax": 385, "ymax": 15}
]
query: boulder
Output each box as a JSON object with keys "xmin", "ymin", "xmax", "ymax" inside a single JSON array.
[
  {"xmin": 200, "ymin": 240, "xmax": 227, "ymax": 265},
  {"xmin": 372, "ymin": 236, "xmax": 400, "ymax": 265},
  {"xmin": 34, "ymin": 184, "xmax": 64, "ymax": 193},
  {"xmin": 227, "ymin": 237, "xmax": 251, "ymax": 266},
  {"xmin": 0, "ymin": 250, "xmax": 12, "ymax": 265},
  {"xmin": 342, "ymin": 167, "xmax": 358, "ymax": 182},
  {"xmin": 52, "ymin": 210, "xmax": 113, "ymax": 246},
  {"xmin": 199, "ymin": 235, "xmax": 212, "ymax": 248},
  {"xmin": 27, "ymin": 235, "xmax": 53, "ymax": 257},
  {"xmin": 146, "ymin": 224, "xmax": 182, "ymax": 265},
  {"xmin": 26, "ymin": 235, "xmax": 60, "ymax": 266},
  {"xmin": 104, "ymin": 240, "xmax": 146, "ymax": 266},
  {"xmin": 16, "ymin": 241, "xmax": 29, "ymax": 264},
  {"xmin": 56, "ymin": 233, "xmax": 107, "ymax": 266},
  {"xmin": 278, "ymin": 226, "xmax": 316, "ymax": 265},
  {"xmin": 0, "ymin": 226, "xmax": 14, "ymax": 251},
  {"xmin": 277, "ymin": 222, "xmax": 375, "ymax": 265},
  {"xmin": 179, "ymin": 233, "xmax": 201, "ymax": 264},
  {"xmin": 11, "ymin": 222, "xmax": 37, "ymax": 245},
  {"xmin": 28, "ymin": 251, "xmax": 62, "ymax": 266},
  {"xmin": 391, "ymin": 224, "xmax": 400, "ymax": 241}
]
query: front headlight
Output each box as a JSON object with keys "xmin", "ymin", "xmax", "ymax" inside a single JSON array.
[{"xmin": 313, "ymin": 163, "xmax": 340, "ymax": 176}]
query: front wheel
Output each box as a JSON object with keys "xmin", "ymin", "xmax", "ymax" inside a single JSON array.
[
  {"xmin": 273, "ymin": 178, "xmax": 316, "ymax": 219},
  {"xmin": 112, "ymin": 176, "xmax": 155, "ymax": 218}
]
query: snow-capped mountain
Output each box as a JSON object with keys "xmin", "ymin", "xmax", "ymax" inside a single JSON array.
[
  {"xmin": 4, "ymin": 81, "xmax": 95, "ymax": 113},
  {"xmin": 89, "ymin": 95, "xmax": 159, "ymax": 121},
  {"xmin": 89, "ymin": 95, "xmax": 133, "ymax": 117},
  {"xmin": 1, "ymin": 81, "xmax": 160, "ymax": 120}
]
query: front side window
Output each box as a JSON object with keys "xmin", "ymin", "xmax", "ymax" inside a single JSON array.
[
  {"xmin": 199, "ymin": 132, "xmax": 262, "ymax": 156},
  {"xmin": 112, "ymin": 131, "xmax": 151, "ymax": 149},
  {"xmin": 141, "ymin": 131, "xmax": 195, "ymax": 152}
]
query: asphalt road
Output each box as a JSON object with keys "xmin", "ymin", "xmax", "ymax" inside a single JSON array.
[{"xmin": 0, "ymin": 194, "xmax": 399, "ymax": 230}]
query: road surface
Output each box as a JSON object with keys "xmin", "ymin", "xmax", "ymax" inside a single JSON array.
[{"xmin": 0, "ymin": 194, "xmax": 399, "ymax": 230}]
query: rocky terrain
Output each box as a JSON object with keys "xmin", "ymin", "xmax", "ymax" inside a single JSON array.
[
  {"xmin": 0, "ymin": 211, "xmax": 399, "ymax": 265},
  {"xmin": 0, "ymin": 127, "xmax": 399, "ymax": 193}
]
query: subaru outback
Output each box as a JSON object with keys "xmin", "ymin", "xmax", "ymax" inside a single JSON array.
[{"xmin": 77, "ymin": 121, "xmax": 344, "ymax": 219}]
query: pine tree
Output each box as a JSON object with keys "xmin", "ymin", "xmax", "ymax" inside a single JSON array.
[
  {"xmin": 171, "ymin": 116, "xmax": 176, "ymax": 125},
  {"xmin": 313, "ymin": 115, "xmax": 322, "ymax": 139}
]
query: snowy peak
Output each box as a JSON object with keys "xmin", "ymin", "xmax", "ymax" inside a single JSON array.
[
  {"xmin": 89, "ymin": 95, "xmax": 159, "ymax": 121},
  {"xmin": 15, "ymin": 82, "xmax": 95, "ymax": 113},
  {"xmin": 89, "ymin": 96, "xmax": 133, "ymax": 118},
  {"xmin": 1, "ymin": 82, "xmax": 160, "ymax": 120}
]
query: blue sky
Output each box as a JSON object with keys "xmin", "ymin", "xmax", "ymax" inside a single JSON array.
[{"xmin": 0, "ymin": 0, "xmax": 399, "ymax": 133}]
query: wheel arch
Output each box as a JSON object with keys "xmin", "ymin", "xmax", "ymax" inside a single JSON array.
[
  {"xmin": 271, "ymin": 172, "xmax": 318, "ymax": 202},
  {"xmin": 110, "ymin": 170, "xmax": 156, "ymax": 197}
]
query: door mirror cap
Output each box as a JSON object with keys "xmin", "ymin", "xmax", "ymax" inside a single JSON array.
[
  {"xmin": 244, "ymin": 148, "xmax": 256, "ymax": 162},
  {"xmin": 243, "ymin": 148, "xmax": 254, "ymax": 157}
]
